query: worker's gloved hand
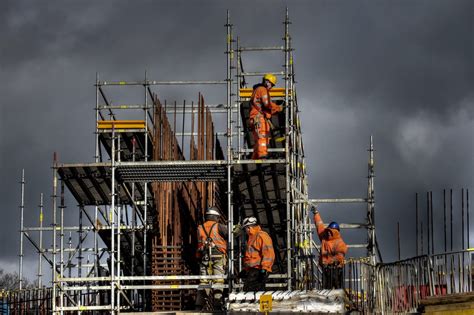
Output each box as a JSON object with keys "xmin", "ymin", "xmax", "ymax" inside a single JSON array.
[
  {"xmin": 258, "ymin": 269, "xmax": 268, "ymax": 281},
  {"xmin": 232, "ymin": 223, "xmax": 242, "ymax": 236},
  {"xmin": 310, "ymin": 206, "xmax": 318, "ymax": 215},
  {"xmin": 254, "ymin": 119, "xmax": 261, "ymax": 130}
]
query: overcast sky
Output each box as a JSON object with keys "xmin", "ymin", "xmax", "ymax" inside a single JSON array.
[{"xmin": 1, "ymin": 0, "xmax": 473, "ymax": 279}]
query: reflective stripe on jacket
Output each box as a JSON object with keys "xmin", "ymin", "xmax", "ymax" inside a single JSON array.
[
  {"xmin": 197, "ymin": 220, "xmax": 227, "ymax": 257},
  {"xmin": 243, "ymin": 225, "xmax": 275, "ymax": 272},
  {"xmin": 250, "ymin": 85, "xmax": 282, "ymax": 120},
  {"xmin": 313, "ymin": 213, "xmax": 348, "ymax": 266}
]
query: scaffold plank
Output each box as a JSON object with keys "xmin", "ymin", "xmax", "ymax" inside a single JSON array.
[{"xmin": 57, "ymin": 163, "xmax": 151, "ymax": 206}]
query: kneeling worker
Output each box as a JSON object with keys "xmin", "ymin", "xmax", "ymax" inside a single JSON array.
[
  {"xmin": 238, "ymin": 216, "xmax": 275, "ymax": 291},
  {"xmin": 311, "ymin": 206, "xmax": 348, "ymax": 289},
  {"xmin": 195, "ymin": 207, "xmax": 228, "ymax": 309}
]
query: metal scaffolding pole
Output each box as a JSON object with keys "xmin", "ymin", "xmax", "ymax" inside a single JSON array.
[
  {"xmin": 52, "ymin": 154, "xmax": 58, "ymax": 314},
  {"xmin": 367, "ymin": 136, "xmax": 376, "ymax": 263},
  {"xmin": 111, "ymin": 128, "xmax": 116, "ymax": 314},
  {"xmin": 225, "ymin": 9, "xmax": 234, "ymax": 292},
  {"xmin": 284, "ymin": 7, "xmax": 292, "ymax": 290},
  {"xmin": 59, "ymin": 180, "xmax": 65, "ymax": 313},
  {"xmin": 19, "ymin": 169, "xmax": 25, "ymax": 290},
  {"xmin": 94, "ymin": 72, "xmax": 100, "ymax": 285},
  {"xmin": 143, "ymin": 72, "xmax": 149, "ymax": 310},
  {"xmin": 38, "ymin": 193, "xmax": 44, "ymax": 288},
  {"xmin": 131, "ymin": 137, "xmax": 137, "ymax": 306},
  {"xmin": 236, "ymin": 37, "xmax": 242, "ymax": 160}
]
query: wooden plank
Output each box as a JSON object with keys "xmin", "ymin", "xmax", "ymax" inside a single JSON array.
[
  {"xmin": 421, "ymin": 292, "xmax": 474, "ymax": 306},
  {"xmin": 424, "ymin": 301, "xmax": 474, "ymax": 314}
]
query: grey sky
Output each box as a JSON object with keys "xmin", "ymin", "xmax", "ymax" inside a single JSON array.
[{"xmin": 1, "ymin": 0, "xmax": 473, "ymax": 277}]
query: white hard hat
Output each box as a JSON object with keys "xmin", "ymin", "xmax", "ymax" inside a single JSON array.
[
  {"xmin": 242, "ymin": 216, "xmax": 258, "ymax": 228},
  {"xmin": 205, "ymin": 207, "xmax": 220, "ymax": 217}
]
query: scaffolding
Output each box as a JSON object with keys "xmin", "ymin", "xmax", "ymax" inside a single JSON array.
[{"xmin": 14, "ymin": 10, "xmax": 382, "ymax": 313}]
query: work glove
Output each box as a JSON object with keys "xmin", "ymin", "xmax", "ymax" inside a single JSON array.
[
  {"xmin": 310, "ymin": 206, "xmax": 319, "ymax": 215},
  {"xmin": 253, "ymin": 119, "xmax": 261, "ymax": 130},
  {"xmin": 232, "ymin": 223, "xmax": 242, "ymax": 236}
]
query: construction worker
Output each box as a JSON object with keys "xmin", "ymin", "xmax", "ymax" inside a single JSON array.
[
  {"xmin": 249, "ymin": 74, "xmax": 283, "ymax": 159},
  {"xmin": 311, "ymin": 206, "xmax": 348, "ymax": 289},
  {"xmin": 195, "ymin": 207, "xmax": 228, "ymax": 310},
  {"xmin": 238, "ymin": 216, "xmax": 275, "ymax": 291}
]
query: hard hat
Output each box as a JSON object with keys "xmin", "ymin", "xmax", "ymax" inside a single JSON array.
[
  {"xmin": 263, "ymin": 73, "xmax": 277, "ymax": 86},
  {"xmin": 242, "ymin": 216, "xmax": 258, "ymax": 228},
  {"xmin": 328, "ymin": 222, "xmax": 340, "ymax": 231},
  {"xmin": 205, "ymin": 207, "xmax": 220, "ymax": 217}
]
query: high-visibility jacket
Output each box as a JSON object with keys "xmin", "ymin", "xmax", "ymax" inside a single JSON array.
[
  {"xmin": 250, "ymin": 84, "xmax": 282, "ymax": 120},
  {"xmin": 197, "ymin": 220, "xmax": 227, "ymax": 258},
  {"xmin": 313, "ymin": 213, "xmax": 348, "ymax": 266},
  {"xmin": 243, "ymin": 225, "xmax": 275, "ymax": 272}
]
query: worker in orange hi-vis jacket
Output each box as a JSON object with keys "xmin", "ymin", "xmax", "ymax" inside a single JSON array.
[
  {"xmin": 311, "ymin": 206, "xmax": 348, "ymax": 289},
  {"xmin": 237, "ymin": 216, "xmax": 275, "ymax": 291},
  {"xmin": 249, "ymin": 73, "xmax": 283, "ymax": 159},
  {"xmin": 195, "ymin": 207, "xmax": 228, "ymax": 310}
]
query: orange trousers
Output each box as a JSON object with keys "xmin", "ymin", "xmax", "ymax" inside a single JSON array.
[{"xmin": 250, "ymin": 114, "xmax": 271, "ymax": 159}]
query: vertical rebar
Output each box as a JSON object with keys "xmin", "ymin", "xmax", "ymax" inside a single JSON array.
[
  {"xmin": 467, "ymin": 189, "xmax": 470, "ymax": 248},
  {"xmin": 38, "ymin": 193, "xmax": 44, "ymax": 288},
  {"xmin": 397, "ymin": 222, "xmax": 401, "ymax": 260},
  {"xmin": 416, "ymin": 193, "xmax": 419, "ymax": 256},
  {"xmin": 443, "ymin": 189, "xmax": 447, "ymax": 253},
  {"xmin": 426, "ymin": 192, "xmax": 430, "ymax": 255},
  {"xmin": 421, "ymin": 220, "xmax": 424, "ymax": 255},
  {"xmin": 430, "ymin": 191, "xmax": 434, "ymax": 254},
  {"xmin": 462, "ymin": 189, "xmax": 465, "ymax": 249},
  {"xmin": 181, "ymin": 100, "xmax": 186, "ymax": 154},
  {"xmin": 19, "ymin": 169, "xmax": 25, "ymax": 290},
  {"xmin": 450, "ymin": 189, "xmax": 453, "ymax": 251}
]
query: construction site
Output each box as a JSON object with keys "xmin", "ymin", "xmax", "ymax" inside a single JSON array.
[{"xmin": 1, "ymin": 10, "xmax": 473, "ymax": 315}]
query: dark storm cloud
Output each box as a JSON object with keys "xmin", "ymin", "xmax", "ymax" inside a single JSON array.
[{"xmin": 1, "ymin": 0, "xmax": 472, "ymax": 273}]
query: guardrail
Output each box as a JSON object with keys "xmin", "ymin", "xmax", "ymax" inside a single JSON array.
[
  {"xmin": 375, "ymin": 249, "xmax": 473, "ymax": 313},
  {"xmin": 0, "ymin": 288, "xmax": 52, "ymax": 315}
]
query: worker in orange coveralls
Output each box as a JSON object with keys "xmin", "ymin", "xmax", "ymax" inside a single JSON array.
[
  {"xmin": 311, "ymin": 206, "xmax": 348, "ymax": 289},
  {"xmin": 237, "ymin": 216, "xmax": 275, "ymax": 291},
  {"xmin": 249, "ymin": 73, "xmax": 283, "ymax": 159},
  {"xmin": 195, "ymin": 207, "xmax": 228, "ymax": 310}
]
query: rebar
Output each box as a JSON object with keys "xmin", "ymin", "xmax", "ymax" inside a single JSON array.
[
  {"xmin": 38, "ymin": 193, "xmax": 44, "ymax": 288},
  {"xmin": 416, "ymin": 193, "xmax": 419, "ymax": 256}
]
